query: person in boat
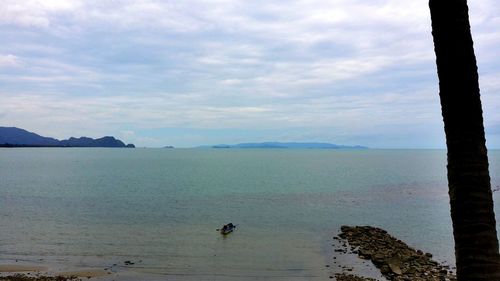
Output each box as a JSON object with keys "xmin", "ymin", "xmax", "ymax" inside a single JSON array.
[{"xmin": 220, "ymin": 223, "xmax": 235, "ymax": 234}]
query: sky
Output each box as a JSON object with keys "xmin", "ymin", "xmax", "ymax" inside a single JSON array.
[{"xmin": 0, "ymin": 0, "xmax": 499, "ymax": 148}]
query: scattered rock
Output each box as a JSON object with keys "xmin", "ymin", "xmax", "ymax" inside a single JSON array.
[{"xmin": 335, "ymin": 273, "xmax": 378, "ymax": 281}]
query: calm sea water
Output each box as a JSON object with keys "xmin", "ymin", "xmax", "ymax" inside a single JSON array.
[{"xmin": 1, "ymin": 149, "xmax": 499, "ymax": 280}]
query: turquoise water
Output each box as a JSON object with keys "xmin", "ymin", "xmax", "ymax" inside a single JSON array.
[{"xmin": 1, "ymin": 149, "xmax": 499, "ymax": 280}]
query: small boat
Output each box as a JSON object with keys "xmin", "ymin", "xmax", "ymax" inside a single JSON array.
[{"xmin": 220, "ymin": 223, "xmax": 236, "ymax": 235}]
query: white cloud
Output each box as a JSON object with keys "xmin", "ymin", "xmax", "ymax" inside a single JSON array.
[
  {"xmin": 0, "ymin": 54, "xmax": 20, "ymax": 67},
  {"xmin": 0, "ymin": 5, "xmax": 48, "ymax": 28}
]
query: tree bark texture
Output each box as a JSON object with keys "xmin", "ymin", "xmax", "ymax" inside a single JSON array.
[{"xmin": 429, "ymin": 0, "xmax": 500, "ymax": 279}]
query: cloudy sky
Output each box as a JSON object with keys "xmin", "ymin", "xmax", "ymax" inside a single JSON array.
[{"xmin": 0, "ymin": 0, "xmax": 499, "ymax": 148}]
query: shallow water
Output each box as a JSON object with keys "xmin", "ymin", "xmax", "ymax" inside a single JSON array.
[{"xmin": 1, "ymin": 148, "xmax": 499, "ymax": 280}]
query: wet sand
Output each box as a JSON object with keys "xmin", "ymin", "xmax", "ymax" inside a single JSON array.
[{"xmin": 0, "ymin": 266, "xmax": 47, "ymax": 273}]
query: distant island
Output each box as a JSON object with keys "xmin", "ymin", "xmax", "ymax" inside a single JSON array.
[
  {"xmin": 0, "ymin": 127, "xmax": 135, "ymax": 148},
  {"xmin": 203, "ymin": 142, "xmax": 368, "ymax": 149}
]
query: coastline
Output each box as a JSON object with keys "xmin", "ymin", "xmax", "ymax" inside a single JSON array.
[
  {"xmin": 1, "ymin": 226, "xmax": 457, "ymax": 281},
  {"xmin": 0, "ymin": 263, "xmax": 111, "ymax": 280}
]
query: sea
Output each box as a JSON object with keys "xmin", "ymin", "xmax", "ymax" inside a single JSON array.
[{"xmin": 1, "ymin": 148, "xmax": 499, "ymax": 280}]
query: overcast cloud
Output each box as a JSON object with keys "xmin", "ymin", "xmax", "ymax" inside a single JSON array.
[{"xmin": 0, "ymin": 0, "xmax": 499, "ymax": 147}]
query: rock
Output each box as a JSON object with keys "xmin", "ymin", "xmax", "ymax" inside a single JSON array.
[
  {"xmin": 388, "ymin": 260, "xmax": 403, "ymax": 275},
  {"xmin": 380, "ymin": 265, "xmax": 391, "ymax": 274}
]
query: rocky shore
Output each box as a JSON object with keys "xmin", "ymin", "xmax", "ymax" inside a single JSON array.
[
  {"xmin": 335, "ymin": 226, "xmax": 456, "ymax": 281},
  {"xmin": 0, "ymin": 275, "xmax": 76, "ymax": 281}
]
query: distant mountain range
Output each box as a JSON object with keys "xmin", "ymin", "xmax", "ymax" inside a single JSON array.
[
  {"xmin": 0, "ymin": 127, "xmax": 135, "ymax": 148},
  {"xmin": 204, "ymin": 142, "xmax": 368, "ymax": 149}
]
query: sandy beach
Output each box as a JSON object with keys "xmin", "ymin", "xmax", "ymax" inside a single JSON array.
[{"xmin": 0, "ymin": 263, "xmax": 113, "ymax": 281}]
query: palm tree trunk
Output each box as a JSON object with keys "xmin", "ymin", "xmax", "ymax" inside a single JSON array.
[{"xmin": 429, "ymin": 0, "xmax": 500, "ymax": 279}]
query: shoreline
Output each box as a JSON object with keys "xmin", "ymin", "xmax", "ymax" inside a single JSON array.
[
  {"xmin": 1, "ymin": 225, "xmax": 457, "ymax": 281},
  {"xmin": 0, "ymin": 263, "xmax": 112, "ymax": 281}
]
